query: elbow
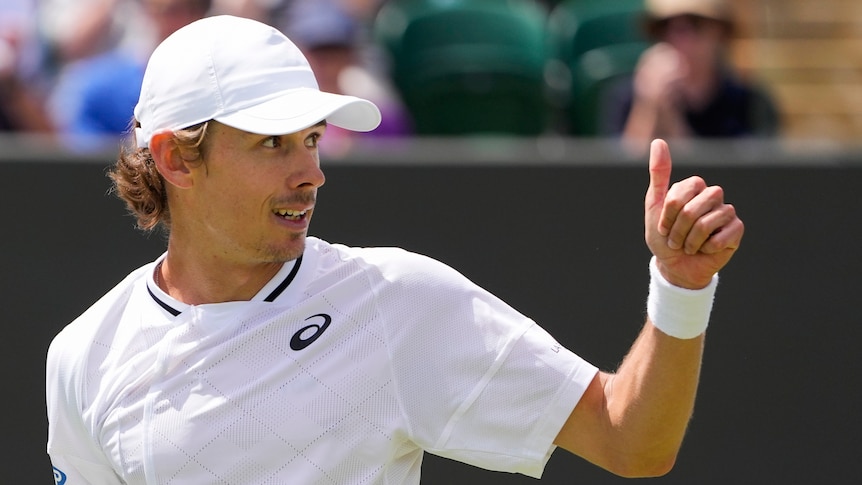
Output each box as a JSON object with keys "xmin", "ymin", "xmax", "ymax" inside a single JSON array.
[
  {"xmin": 609, "ymin": 452, "xmax": 677, "ymax": 479},
  {"xmin": 618, "ymin": 461, "xmax": 676, "ymax": 479},
  {"xmin": 612, "ymin": 463, "xmax": 675, "ymax": 479}
]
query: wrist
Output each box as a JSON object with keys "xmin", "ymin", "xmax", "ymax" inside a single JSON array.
[
  {"xmin": 647, "ymin": 256, "xmax": 718, "ymax": 339},
  {"xmin": 653, "ymin": 258, "xmax": 713, "ymax": 289}
]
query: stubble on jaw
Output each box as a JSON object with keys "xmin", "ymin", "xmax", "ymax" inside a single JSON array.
[{"xmin": 259, "ymin": 232, "xmax": 308, "ymax": 264}]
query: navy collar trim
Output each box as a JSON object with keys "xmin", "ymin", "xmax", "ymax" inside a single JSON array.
[{"xmin": 148, "ymin": 256, "xmax": 303, "ymax": 316}]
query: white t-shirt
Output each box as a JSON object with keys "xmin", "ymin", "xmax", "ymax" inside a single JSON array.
[{"xmin": 47, "ymin": 237, "xmax": 598, "ymax": 484}]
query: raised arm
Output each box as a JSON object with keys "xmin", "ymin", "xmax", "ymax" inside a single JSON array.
[
  {"xmin": 554, "ymin": 139, "xmax": 743, "ymax": 477},
  {"xmin": 622, "ymin": 44, "xmax": 692, "ymax": 148}
]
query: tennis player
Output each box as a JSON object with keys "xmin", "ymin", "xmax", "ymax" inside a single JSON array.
[{"xmin": 46, "ymin": 15, "xmax": 743, "ymax": 484}]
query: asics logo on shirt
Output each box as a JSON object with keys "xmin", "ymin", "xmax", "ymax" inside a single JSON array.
[
  {"xmin": 53, "ymin": 467, "xmax": 67, "ymax": 485},
  {"xmin": 290, "ymin": 313, "xmax": 332, "ymax": 351}
]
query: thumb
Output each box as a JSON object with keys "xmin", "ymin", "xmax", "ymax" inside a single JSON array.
[{"xmin": 646, "ymin": 139, "xmax": 672, "ymax": 234}]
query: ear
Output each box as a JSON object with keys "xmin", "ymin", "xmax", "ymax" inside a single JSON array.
[{"xmin": 150, "ymin": 129, "xmax": 195, "ymax": 189}]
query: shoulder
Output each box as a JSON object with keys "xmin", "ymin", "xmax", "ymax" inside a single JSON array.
[
  {"xmin": 716, "ymin": 73, "xmax": 781, "ymax": 133},
  {"xmin": 320, "ymin": 239, "xmax": 471, "ymax": 287},
  {"xmin": 46, "ymin": 262, "xmax": 154, "ymax": 442},
  {"xmin": 47, "ymin": 262, "xmax": 153, "ymax": 368},
  {"xmin": 717, "ymin": 72, "xmax": 775, "ymax": 105},
  {"xmin": 306, "ymin": 237, "xmax": 486, "ymax": 307}
]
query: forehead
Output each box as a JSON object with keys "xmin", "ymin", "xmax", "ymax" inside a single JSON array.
[
  {"xmin": 206, "ymin": 120, "xmax": 327, "ymax": 141},
  {"xmin": 218, "ymin": 120, "xmax": 327, "ymax": 134}
]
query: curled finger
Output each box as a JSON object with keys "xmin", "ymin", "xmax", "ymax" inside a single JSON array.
[
  {"xmin": 664, "ymin": 182, "xmax": 720, "ymax": 249},
  {"xmin": 699, "ymin": 211, "xmax": 744, "ymax": 255}
]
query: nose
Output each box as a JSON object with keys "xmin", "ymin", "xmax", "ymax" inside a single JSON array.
[{"xmin": 288, "ymin": 148, "xmax": 326, "ymax": 190}]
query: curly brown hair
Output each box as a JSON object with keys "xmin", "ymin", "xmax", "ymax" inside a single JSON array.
[{"xmin": 109, "ymin": 120, "xmax": 209, "ymax": 232}]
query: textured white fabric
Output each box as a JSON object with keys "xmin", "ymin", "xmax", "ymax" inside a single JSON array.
[
  {"xmin": 647, "ymin": 256, "xmax": 718, "ymax": 339},
  {"xmin": 47, "ymin": 237, "xmax": 597, "ymax": 484}
]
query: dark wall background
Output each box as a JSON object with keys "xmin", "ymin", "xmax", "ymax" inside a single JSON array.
[{"xmin": 3, "ymin": 150, "xmax": 860, "ymax": 483}]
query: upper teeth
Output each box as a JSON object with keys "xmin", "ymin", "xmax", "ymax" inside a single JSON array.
[{"xmin": 276, "ymin": 209, "xmax": 306, "ymax": 217}]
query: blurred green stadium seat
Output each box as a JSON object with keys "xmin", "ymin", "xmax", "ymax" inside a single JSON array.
[
  {"xmin": 373, "ymin": 0, "xmax": 553, "ymax": 135},
  {"xmin": 548, "ymin": 0, "xmax": 650, "ymax": 135},
  {"xmin": 567, "ymin": 41, "xmax": 649, "ymax": 135}
]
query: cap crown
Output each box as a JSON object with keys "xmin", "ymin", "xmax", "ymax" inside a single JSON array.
[{"xmin": 137, "ymin": 16, "xmax": 319, "ymax": 141}]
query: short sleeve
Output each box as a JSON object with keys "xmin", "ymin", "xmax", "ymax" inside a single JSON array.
[
  {"xmin": 46, "ymin": 322, "xmax": 121, "ymax": 483},
  {"xmin": 434, "ymin": 321, "xmax": 597, "ymax": 477},
  {"xmin": 373, "ymin": 250, "xmax": 598, "ymax": 478}
]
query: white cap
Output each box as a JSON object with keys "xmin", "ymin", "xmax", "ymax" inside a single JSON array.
[{"xmin": 133, "ymin": 15, "xmax": 381, "ymax": 148}]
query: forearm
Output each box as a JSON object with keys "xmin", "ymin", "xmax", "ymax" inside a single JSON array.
[
  {"xmin": 556, "ymin": 321, "xmax": 705, "ymax": 478},
  {"xmin": 622, "ymin": 99, "xmax": 661, "ymax": 144},
  {"xmin": 622, "ymin": 99, "xmax": 691, "ymax": 146},
  {"xmin": 603, "ymin": 322, "xmax": 704, "ymax": 474},
  {"xmin": 598, "ymin": 257, "xmax": 715, "ymax": 473},
  {"xmin": 556, "ymin": 259, "xmax": 714, "ymax": 476}
]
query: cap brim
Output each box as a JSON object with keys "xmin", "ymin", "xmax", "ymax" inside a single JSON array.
[{"xmin": 214, "ymin": 88, "xmax": 382, "ymax": 135}]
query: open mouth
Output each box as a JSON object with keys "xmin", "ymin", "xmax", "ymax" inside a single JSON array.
[{"xmin": 274, "ymin": 209, "xmax": 308, "ymax": 221}]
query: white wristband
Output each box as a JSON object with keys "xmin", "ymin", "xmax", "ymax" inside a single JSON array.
[{"xmin": 647, "ymin": 256, "xmax": 718, "ymax": 339}]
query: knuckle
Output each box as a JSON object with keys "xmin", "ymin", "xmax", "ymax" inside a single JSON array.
[
  {"xmin": 692, "ymin": 216, "xmax": 712, "ymax": 234},
  {"xmin": 704, "ymin": 185, "xmax": 724, "ymax": 201},
  {"xmin": 663, "ymin": 189, "xmax": 688, "ymax": 209},
  {"xmin": 712, "ymin": 184, "xmax": 724, "ymax": 196},
  {"xmin": 677, "ymin": 205, "xmax": 698, "ymax": 223},
  {"xmin": 681, "ymin": 176, "xmax": 707, "ymax": 192},
  {"xmin": 725, "ymin": 202, "xmax": 737, "ymax": 216}
]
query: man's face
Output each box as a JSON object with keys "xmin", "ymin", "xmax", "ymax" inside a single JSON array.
[
  {"xmin": 656, "ymin": 15, "xmax": 727, "ymax": 67},
  {"xmin": 175, "ymin": 121, "xmax": 327, "ymax": 266}
]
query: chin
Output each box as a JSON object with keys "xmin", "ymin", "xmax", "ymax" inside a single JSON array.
[{"xmin": 263, "ymin": 234, "xmax": 306, "ymax": 262}]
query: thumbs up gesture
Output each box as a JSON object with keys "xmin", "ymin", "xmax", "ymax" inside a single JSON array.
[{"xmin": 645, "ymin": 140, "xmax": 744, "ymax": 289}]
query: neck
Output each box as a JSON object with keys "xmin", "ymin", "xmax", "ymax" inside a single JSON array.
[
  {"xmin": 157, "ymin": 243, "xmax": 286, "ymax": 305},
  {"xmin": 681, "ymin": 63, "xmax": 721, "ymax": 109}
]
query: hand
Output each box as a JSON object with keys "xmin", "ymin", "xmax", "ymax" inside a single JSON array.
[
  {"xmin": 632, "ymin": 43, "xmax": 687, "ymax": 108},
  {"xmin": 644, "ymin": 140, "xmax": 744, "ymax": 289}
]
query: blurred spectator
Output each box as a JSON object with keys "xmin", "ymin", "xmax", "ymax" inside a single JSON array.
[
  {"xmin": 338, "ymin": 0, "xmax": 388, "ymax": 21},
  {"xmin": 0, "ymin": 0, "xmax": 53, "ymax": 133},
  {"xmin": 47, "ymin": 0, "xmax": 210, "ymax": 152},
  {"xmin": 600, "ymin": 0, "xmax": 780, "ymax": 149},
  {"xmin": 38, "ymin": 0, "xmax": 150, "ymax": 67},
  {"xmin": 210, "ymin": 0, "xmax": 279, "ymax": 22},
  {"xmin": 280, "ymin": 0, "xmax": 411, "ymax": 155}
]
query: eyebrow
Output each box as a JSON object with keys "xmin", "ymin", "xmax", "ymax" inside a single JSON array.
[
  {"xmin": 297, "ymin": 120, "xmax": 327, "ymax": 136},
  {"xmin": 246, "ymin": 120, "xmax": 327, "ymax": 139}
]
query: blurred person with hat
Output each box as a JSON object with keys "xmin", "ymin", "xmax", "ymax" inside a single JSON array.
[{"xmin": 601, "ymin": 0, "xmax": 780, "ymax": 151}]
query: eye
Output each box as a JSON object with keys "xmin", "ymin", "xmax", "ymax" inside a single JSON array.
[
  {"xmin": 305, "ymin": 132, "xmax": 322, "ymax": 149},
  {"xmin": 261, "ymin": 136, "xmax": 282, "ymax": 148}
]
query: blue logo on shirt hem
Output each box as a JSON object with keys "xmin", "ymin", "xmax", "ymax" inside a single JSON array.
[{"xmin": 53, "ymin": 466, "xmax": 67, "ymax": 485}]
